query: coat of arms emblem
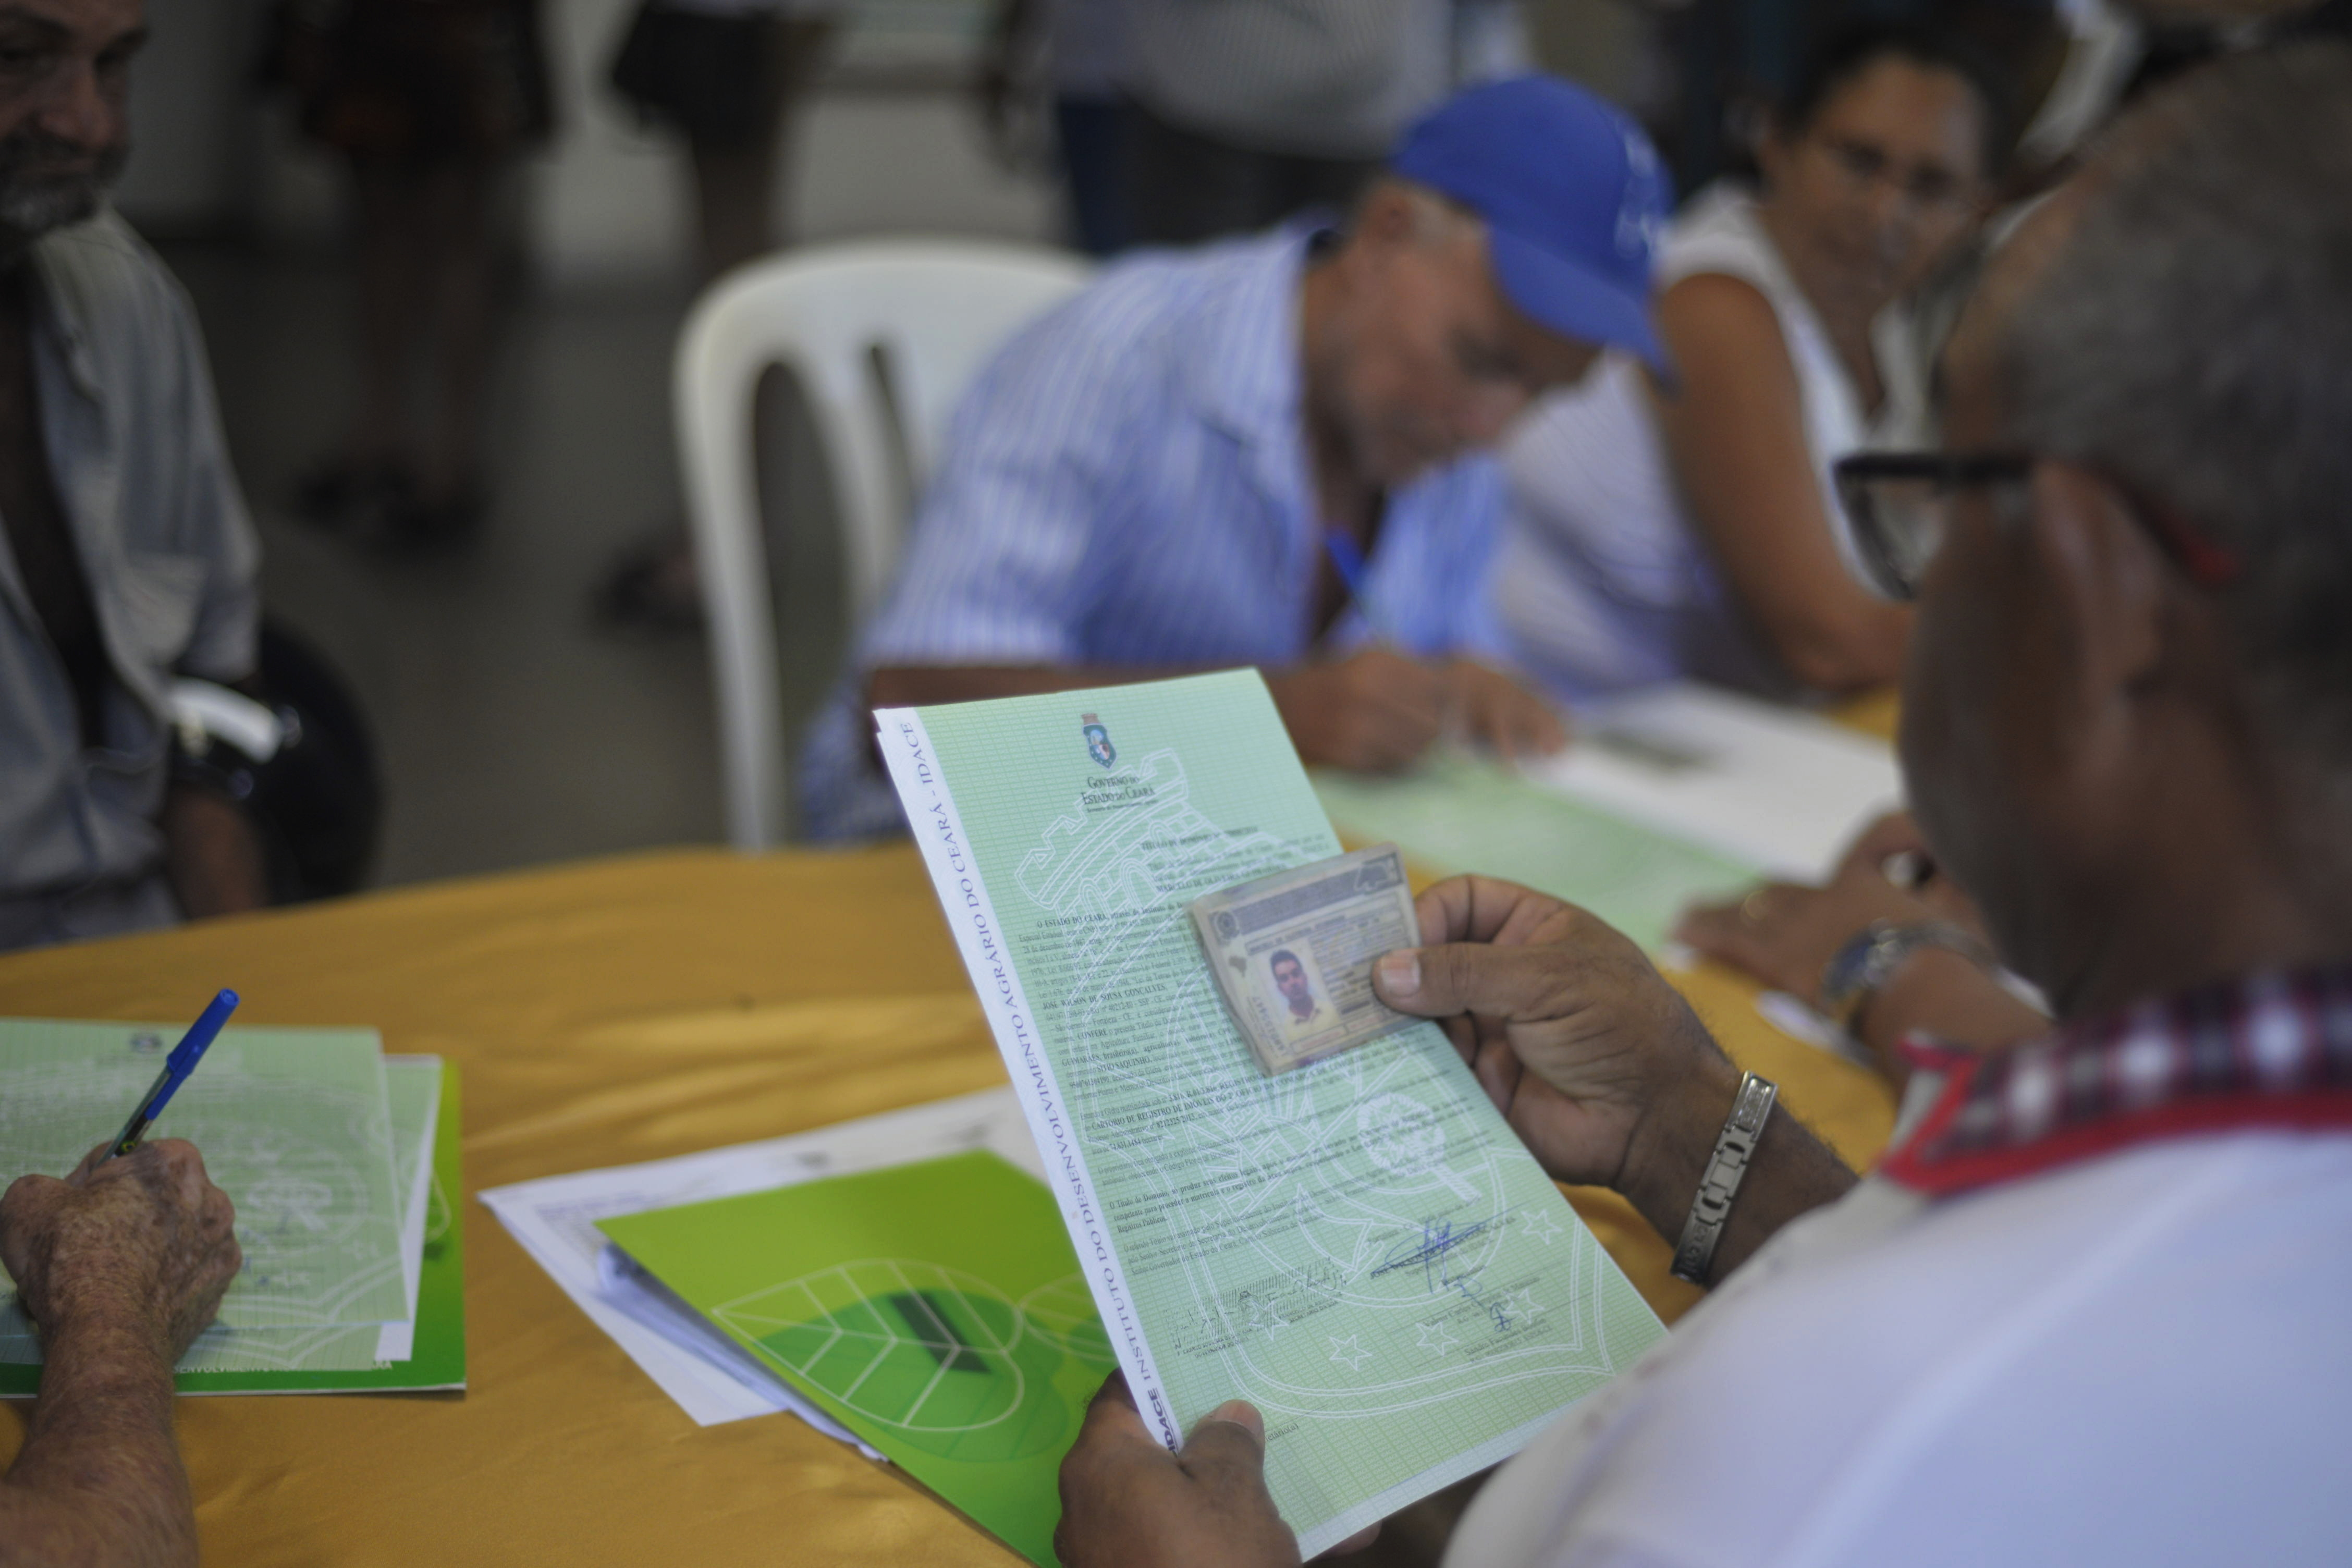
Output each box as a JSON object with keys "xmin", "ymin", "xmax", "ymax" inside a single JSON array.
[{"xmin": 1081, "ymin": 713, "xmax": 1116, "ymax": 769}]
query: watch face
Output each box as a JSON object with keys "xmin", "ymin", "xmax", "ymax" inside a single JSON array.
[{"xmin": 1821, "ymin": 922, "xmax": 1892, "ymax": 1009}]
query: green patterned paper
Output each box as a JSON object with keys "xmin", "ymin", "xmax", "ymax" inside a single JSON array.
[
  {"xmin": 0, "ymin": 1021, "xmax": 405, "ymax": 1333},
  {"xmin": 1314, "ymin": 750, "xmax": 1759, "ymax": 953},
  {"xmin": 169, "ymin": 1059, "xmax": 468, "ymax": 1395},
  {"xmin": 600, "ymin": 1151, "xmax": 1109, "ymax": 1566},
  {"xmin": 879, "ymin": 671, "xmax": 1667, "ymax": 1558}
]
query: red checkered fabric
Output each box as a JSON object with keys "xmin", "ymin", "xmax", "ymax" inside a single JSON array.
[{"xmin": 1879, "ymin": 964, "xmax": 2352, "ymax": 1196}]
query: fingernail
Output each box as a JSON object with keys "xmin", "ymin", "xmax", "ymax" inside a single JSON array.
[
  {"xmin": 1205, "ymin": 1400, "xmax": 1264, "ymax": 1445},
  {"xmin": 1377, "ymin": 951, "xmax": 1420, "ymax": 998}
]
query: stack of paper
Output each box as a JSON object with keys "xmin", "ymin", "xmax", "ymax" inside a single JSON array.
[
  {"xmin": 1526, "ymin": 682, "xmax": 1905, "ymax": 881},
  {"xmin": 479, "ymin": 1086, "xmax": 1040, "ymax": 1436},
  {"xmin": 1315, "ymin": 681, "xmax": 1906, "ymax": 952},
  {"xmin": 0, "ymin": 1018, "xmax": 465, "ymax": 1395}
]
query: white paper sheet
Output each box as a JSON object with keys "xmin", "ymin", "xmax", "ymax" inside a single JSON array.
[
  {"xmin": 479, "ymin": 1088, "xmax": 1043, "ymax": 1431},
  {"xmin": 1528, "ymin": 682, "xmax": 1905, "ymax": 881},
  {"xmin": 374, "ymin": 1057, "xmax": 443, "ymax": 1363}
]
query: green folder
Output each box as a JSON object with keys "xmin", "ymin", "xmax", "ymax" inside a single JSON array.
[{"xmin": 600, "ymin": 1150, "xmax": 1110, "ymax": 1566}]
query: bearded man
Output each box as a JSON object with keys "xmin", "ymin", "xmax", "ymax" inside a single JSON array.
[{"xmin": 0, "ymin": 0, "xmax": 268, "ymax": 950}]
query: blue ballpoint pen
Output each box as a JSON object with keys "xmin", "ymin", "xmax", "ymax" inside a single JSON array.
[
  {"xmin": 100, "ymin": 989, "xmax": 238, "ymax": 1162},
  {"xmin": 1320, "ymin": 528, "xmax": 1394, "ymax": 645}
]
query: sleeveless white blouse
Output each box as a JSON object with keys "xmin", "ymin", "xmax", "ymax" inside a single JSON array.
[{"xmin": 1495, "ymin": 182, "xmax": 1924, "ymax": 704}]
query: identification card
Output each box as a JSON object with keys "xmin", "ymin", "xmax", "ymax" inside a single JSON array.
[{"xmin": 1189, "ymin": 844, "xmax": 1422, "ymax": 1074}]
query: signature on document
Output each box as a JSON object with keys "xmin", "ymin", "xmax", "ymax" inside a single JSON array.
[{"xmin": 1371, "ymin": 1216, "xmax": 1528, "ymax": 1333}]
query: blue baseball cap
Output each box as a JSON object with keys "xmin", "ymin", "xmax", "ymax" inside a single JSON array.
[{"xmin": 1391, "ymin": 76, "xmax": 1672, "ymax": 372}]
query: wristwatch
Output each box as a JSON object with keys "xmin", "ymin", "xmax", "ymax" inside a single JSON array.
[
  {"xmin": 1669, "ymin": 1070, "xmax": 1777, "ymax": 1285},
  {"xmin": 1818, "ymin": 920, "xmax": 1995, "ymax": 1036}
]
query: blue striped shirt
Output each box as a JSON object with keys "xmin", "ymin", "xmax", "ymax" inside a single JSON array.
[{"xmin": 798, "ymin": 223, "xmax": 1509, "ymax": 840}]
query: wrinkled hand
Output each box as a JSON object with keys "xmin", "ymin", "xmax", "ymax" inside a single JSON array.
[
  {"xmin": 1675, "ymin": 812, "xmax": 1980, "ymax": 1010},
  {"xmin": 0, "ymin": 1140, "xmax": 241, "ymax": 1363},
  {"xmin": 1056, "ymin": 1374, "xmax": 1303, "ymax": 1568},
  {"xmin": 1268, "ymin": 648, "xmax": 1448, "ymax": 773},
  {"xmin": 1372, "ymin": 877, "xmax": 1735, "ymax": 1195},
  {"xmin": 1440, "ymin": 660, "xmax": 1569, "ymax": 761},
  {"xmin": 1835, "ymin": 813, "xmax": 1987, "ymax": 932}
]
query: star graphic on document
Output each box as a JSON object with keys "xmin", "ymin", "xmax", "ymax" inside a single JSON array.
[
  {"xmin": 1327, "ymin": 1334, "xmax": 1371, "ymax": 1372},
  {"xmin": 1501, "ymin": 1287, "xmax": 1543, "ymax": 1327},
  {"xmin": 1414, "ymin": 1320, "xmax": 1458, "ymax": 1357},
  {"xmin": 1517, "ymin": 1208, "xmax": 1564, "ymax": 1245},
  {"xmin": 1246, "ymin": 1295, "xmax": 1290, "ymax": 1339}
]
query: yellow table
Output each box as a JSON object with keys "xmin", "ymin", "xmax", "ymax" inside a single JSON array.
[{"xmin": 0, "ymin": 846, "xmax": 1894, "ymax": 1565}]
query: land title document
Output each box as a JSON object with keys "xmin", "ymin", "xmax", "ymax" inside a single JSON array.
[{"xmin": 877, "ymin": 670, "xmax": 1664, "ymax": 1555}]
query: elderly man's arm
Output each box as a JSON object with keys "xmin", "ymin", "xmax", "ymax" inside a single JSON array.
[
  {"xmin": 1677, "ymin": 814, "xmax": 2048, "ymax": 1087},
  {"xmin": 0, "ymin": 1141, "xmax": 242, "ymax": 1568},
  {"xmin": 160, "ymin": 786, "xmax": 267, "ymax": 920},
  {"xmin": 159, "ymin": 252, "xmax": 269, "ymax": 925},
  {"xmin": 1373, "ymin": 876, "xmax": 1859, "ymax": 1281}
]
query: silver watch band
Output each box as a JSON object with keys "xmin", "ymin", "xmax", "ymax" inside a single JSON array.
[
  {"xmin": 1669, "ymin": 1071, "xmax": 1778, "ymax": 1285},
  {"xmin": 1820, "ymin": 920, "xmax": 1996, "ymax": 1036}
]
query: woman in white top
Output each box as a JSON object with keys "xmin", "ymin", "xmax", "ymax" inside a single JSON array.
[{"xmin": 1496, "ymin": 25, "xmax": 2003, "ymax": 702}]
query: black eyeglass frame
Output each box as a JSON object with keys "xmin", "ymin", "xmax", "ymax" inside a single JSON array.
[
  {"xmin": 1834, "ymin": 451, "xmax": 2032, "ymax": 602},
  {"xmin": 1834, "ymin": 449, "xmax": 2243, "ymax": 602}
]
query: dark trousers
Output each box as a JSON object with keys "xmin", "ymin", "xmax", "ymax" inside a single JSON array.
[
  {"xmin": 1055, "ymin": 95, "xmax": 1135, "ymax": 258},
  {"xmin": 1126, "ymin": 97, "xmax": 1383, "ymax": 247}
]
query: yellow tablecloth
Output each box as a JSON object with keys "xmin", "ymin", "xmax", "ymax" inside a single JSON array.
[{"xmin": 0, "ymin": 846, "xmax": 1893, "ymax": 1565}]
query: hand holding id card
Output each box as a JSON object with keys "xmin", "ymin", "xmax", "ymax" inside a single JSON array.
[{"xmin": 1189, "ymin": 844, "xmax": 1422, "ymax": 1074}]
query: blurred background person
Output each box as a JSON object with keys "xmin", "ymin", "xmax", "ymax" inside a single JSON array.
[
  {"xmin": 595, "ymin": 0, "xmax": 843, "ymax": 633},
  {"xmin": 0, "ymin": 0, "xmax": 273, "ymax": 950},
  {"xmin": 1493, "ymin": 22, "xmax": 2004, "ymax": 706},
  {"xmin": 1123, "ymin": 0, "xmax": 1534, "ymax": 246},
  {"xmin": 979, "ymin": 0, "xmax": 1134, "ymax": 258},
  {"xmin": 799, "ymin": 77, "xmax": 1661, "ymax": 840},
  {"xmin": 608, "ymin": 0, "xmax": 843, "ymax": 281},
  {"xmin": 267, "ymin": 0, "xmax": 553, "ymax": 548}
]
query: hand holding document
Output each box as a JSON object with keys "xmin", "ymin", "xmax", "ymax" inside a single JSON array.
[
  {"xmin": 876, "ymin": 670, "xmax": 1665, "ymax": 1558},
  {"xmin": 1191, "ymin": 844, "xmax": 1422, "ymax": 1074}
]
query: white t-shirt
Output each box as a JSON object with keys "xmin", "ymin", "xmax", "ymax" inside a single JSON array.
[
  {"xmin": 1493, "ymin": 183, "xmax": 1921, "ymax": 705},
  {"xmin": 1443, "ymin": 1131, "xmax": 2352, "ymax": 1567}
]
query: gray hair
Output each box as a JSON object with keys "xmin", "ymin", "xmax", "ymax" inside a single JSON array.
[{"xmin": 1999, "ymin": 44, "xmax": 2352, "ymax": 770}]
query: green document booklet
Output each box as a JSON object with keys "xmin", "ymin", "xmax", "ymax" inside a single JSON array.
[
  {"xmin": 877, "ymin": 671, "xmax": 1667, "ymax": 1557},
  {"xmin": 0, "ymin": 1023, "xmax": 466, "ymax": 1395},
  {"xmin": 600, "ymin": 1150, "xmax": 1111, "ymax": 1566}
]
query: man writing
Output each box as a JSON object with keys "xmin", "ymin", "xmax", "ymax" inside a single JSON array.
[
  {"xmin": 800, "ymin": 76, "xmax": 1668, "ymax": 839},
  {"xmin": 0, "ymin": 0, "xmax": 268, "ymax": 949},
  {"xmin": 1053, "ymin": 45, "xmax": 2352, "ymax": 1566},
  {"xmin": 1, "ymin": 1141, "xmax": 242, "ymax": 1567}
]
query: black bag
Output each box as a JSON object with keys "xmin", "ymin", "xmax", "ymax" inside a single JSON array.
[{"xmin": 608, "ymin": 2, "xmax": 776, "ymax": 147}]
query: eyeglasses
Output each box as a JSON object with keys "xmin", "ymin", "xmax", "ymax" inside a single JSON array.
[{"xmin": 1834, "ymin": 450, "xmax": 2243, "ymax": 602}]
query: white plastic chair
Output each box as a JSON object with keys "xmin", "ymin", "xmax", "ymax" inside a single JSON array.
[{"xmin": 674, "ymin": 240, "xmax": 1092, "ymax": 850}]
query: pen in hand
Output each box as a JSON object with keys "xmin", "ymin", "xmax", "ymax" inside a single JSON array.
[{"xmin": 102, "ymin": 988, "xmax": 238, "ymax": 1163}]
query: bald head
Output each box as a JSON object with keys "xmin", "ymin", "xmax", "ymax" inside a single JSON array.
[{"xmin": 1979, "ymin": 43, "xmax": 2352, "ymax": 767}]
